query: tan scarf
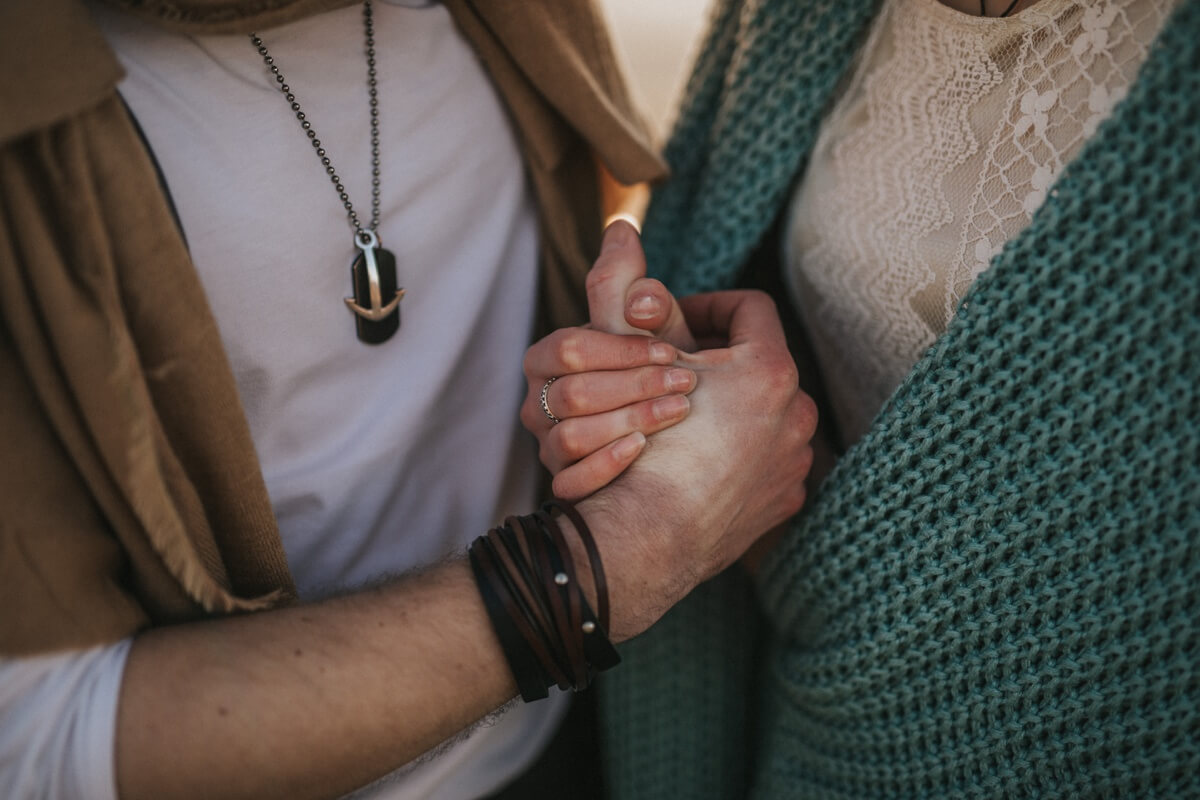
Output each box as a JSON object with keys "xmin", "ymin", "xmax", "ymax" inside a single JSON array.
[
  {"xmin": 100, "ymin": 0, "xmax": 361, "ymax": 32},
  {"xmin": 0, "ymin": 0, "xmax": 663, "ymax": 655}
]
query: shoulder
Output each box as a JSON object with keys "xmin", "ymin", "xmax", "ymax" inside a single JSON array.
[{"xmin": 0, "ymin": 0, "xmax": 124, "ymax": 145}]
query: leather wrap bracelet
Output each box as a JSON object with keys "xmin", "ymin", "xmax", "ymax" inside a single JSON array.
[{"xmin": 468, "ymin": 501, "xmax": 619, "ymax": 702}]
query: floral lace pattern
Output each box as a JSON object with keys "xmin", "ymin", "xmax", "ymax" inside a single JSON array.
[{"xmin": 784, "ymin": 0, "xmax": 1175, "ymax": 444}]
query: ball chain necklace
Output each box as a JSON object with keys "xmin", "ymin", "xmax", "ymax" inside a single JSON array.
[{"xmin": 250, "ymin": 0, "xmax": 403, "ymax": 345}]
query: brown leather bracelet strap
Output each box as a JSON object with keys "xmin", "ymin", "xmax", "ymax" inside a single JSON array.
[
  {"xmin": 479, "ymin": 531, "xmax": 570, "ymax": 690},
  {"xmin": 468, "ymin": 537, "xmax": 550, "ymax": 701},
  {"xmin": 510, "ymin": 515, "xmax": 579, "ymax": 688},
  {"xmin": 487, "ymin": 524, "xmax": 573, "ymax": 690},
  {"xmin": 541, "ymin": 505, "xmax": 619, "ymax": 672},
  {"xmin": 498, "ymin": 518, "xmax": 558, "ymax": 660},
  {"xmin": 467, "ymin": 503, "xmax": 620, "ymax": 702},
  {"xmin": 535, "ymin": 510, "xmax": 589, "ymax": 689},
  {"xmin": 544, "ymin": 499, "xmax": 610, "ymax": 635},
  {"xmin": 523, "ymin": 512, "xmax": 582, "ymax": 688}
]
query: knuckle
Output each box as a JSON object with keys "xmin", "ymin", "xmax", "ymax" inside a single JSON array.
[
  {"xmin": 556, "ymin": 378, "xmax": 585, "ymax": 416},
  {"xmin": 794, "ymin": 415, "xmax": 815, "ymax": 448},
  {"xmin": 584, "ymin": 261, "xmax": 607, "ymax": 291},
  {"xmin": 762, "ymin": 358, "xmax": 799, "ymax": 399},
  {"xmin": 629, "ymin": 399, "xmax": 659, "ymax": 430},
  {"xmin": 741, "ymin": 288, "xmax": 772, "ymax": 307},
  {"xmin": 521, "ymin": 346, "xmax": 539, "ymax": 378},
  {"xmin": 585, "ymin": 256, "xmax": 622, "ymax": 295},
  {"xmin": 777, "ymin": 353, "xmax": 801, "ymax": 385},
  {"xmin": 798, "ymin": 445, "xmax": 815, "ymax": 478},
  {"xmin": 778, "ymin": 420, "xmax": 801, "ymax": 449},
  {"xmin": 795, "ymin": 392, "xmax": 819, "ymax": 438},
  {"xmin": 555, "ymin": 333, "xmax": 586, "ymax": 373},
  {"xmin": 785, "ymin": 483, "xmax": 808, "ymax": 516},
  {"xmin": 527, "ymin": 329, "xmax": 566, "ymax": 375},
  {"xmin": 550, "ymin": 423, "xmax": 587, "ymax": 461},
  {"xmin": 603, "ymin": 443, "xmax": 626, "ymax": 471},
  {"xmin": 777, "ymin": 419, "xmax": 810, "ymax": 457},
  {"xmin": 546, "ymin": 424, "xmax": 566, "ymax": 456},
  {"xmin": 519, "ymin": 402, "xmax": 539, "ymax": 430},
  {"xmin": 551, "ymin": 472, "xmax": 580, "ymax": 502},
  {"xmin": 637, "ymin": 366, "xmax": 663, "ymax": 397}
]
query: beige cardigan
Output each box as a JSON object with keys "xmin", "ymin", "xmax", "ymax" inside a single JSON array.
[{"xmin": 0, "ymin": 0, "xmax": 666, "ymax": 655}]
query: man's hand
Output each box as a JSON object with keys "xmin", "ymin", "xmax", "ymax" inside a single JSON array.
[
  {"xmin": 577, "ymin": 289, "xmax": 817, "ymax": 639},
  {"xmin": 520, "ymin": 217, "xmax": 819, "ymax": 636}
]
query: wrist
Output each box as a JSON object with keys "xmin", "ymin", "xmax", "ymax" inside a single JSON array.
[
  {"xmin": 468, "ymin": 505, "xmax": 619, "ymax": 701},
  {"xmin": 575, "ymin": 485, "xmax": 694, "ymax": 642}
]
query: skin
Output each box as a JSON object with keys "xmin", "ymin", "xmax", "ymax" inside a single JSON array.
[
  {"xmin": 523, "ymin": 0, "xmax": 1055, "ymax": 510},
  {"xmin": 533, "ymin": 0, "xmax": 1053, "ymax": 507},
  {"xmin": 523, "ymin": 221, "xmax": 829, "ymax": 582},
  {"xmin": 114, "ymin": 222, "xmax": 816, "ymax": 800},
  {"xmin": 522, "ymin": 221, "xmax": 702, "ymax": 499},
  {"xmin": 114, "ymin": 3, "xmax": 1055, "ymax": 794}
]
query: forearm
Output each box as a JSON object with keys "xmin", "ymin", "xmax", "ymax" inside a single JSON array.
[
  {"xmin": 113, "ymin": 480, "xmax": 729, "ymax": 800},
  {"xmin": 116, "ymin": 559, "xmax": 514, "ymax": 800},
  {"xmin": 115, "ymin": 281, "xmax": 818, "ymax": 800}
]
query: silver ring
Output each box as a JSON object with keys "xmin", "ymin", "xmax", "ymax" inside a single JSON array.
[{"xmin": 540, "ymin": 376, "xmax": 561, "ymax": 424}]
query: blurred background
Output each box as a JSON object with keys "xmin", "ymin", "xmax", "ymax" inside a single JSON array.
[{"xmin": 597, "ymin": 0, "xmax": 715, "ymax": 143}]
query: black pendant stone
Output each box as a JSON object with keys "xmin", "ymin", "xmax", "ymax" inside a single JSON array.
[{"xmin": 348, "ymin": 246, "xmax": 401, "ymax": 344}]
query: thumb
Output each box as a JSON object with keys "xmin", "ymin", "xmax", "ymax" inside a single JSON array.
[
  {"xmin": 678, "ymin": 290, "xmax": 784, "ymax": 350},
  {"xmin": 587, "ymin": 220, "xmax": 647, "ymax": 336},
  {"xmin": 625, "ymin": 278, "xmax": 697, "ymax": 352}
]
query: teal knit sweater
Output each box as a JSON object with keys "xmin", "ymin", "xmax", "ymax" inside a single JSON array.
[{"xmin": 600, "ymin": 1, "xmax": 1200, "ymax": 797}]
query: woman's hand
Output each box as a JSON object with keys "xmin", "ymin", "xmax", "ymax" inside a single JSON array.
[
  {"xmin": 521, "ymin": 221, "xmax": 699, "ymax": 500},
  {"xmin": 521, "ymin": 327, "xmax": 695, "ymax": 499}
]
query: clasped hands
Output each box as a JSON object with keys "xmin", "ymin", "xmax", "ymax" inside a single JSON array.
[{"xmin": 520, "ymin": 221, "xmax": 817, "ymax": 639}]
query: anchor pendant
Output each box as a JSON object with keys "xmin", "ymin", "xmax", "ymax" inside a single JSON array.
[{"xmin": 344, "ymin": 229, "xmax": 404, "ymax": 344}]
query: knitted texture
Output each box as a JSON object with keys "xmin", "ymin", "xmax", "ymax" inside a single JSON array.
[
  {"xmin": 641, "ymin": 0, "xmax": 880, "ymax": 295},
  {"xmin": 600, "ymin": 569, "xmax": 763, "ymax": 799},
  {"xmin": 601, "ymin": 6, "xmax": 882, "ymax": 797},
  {"xmin": 602, "ymin": 0, "xmax": 1200, "ymax": 797}
]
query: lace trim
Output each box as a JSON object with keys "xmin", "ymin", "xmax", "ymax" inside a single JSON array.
[{"xmin": 785, "ymin": 0, "xmax": 1175, "ymax": 443}]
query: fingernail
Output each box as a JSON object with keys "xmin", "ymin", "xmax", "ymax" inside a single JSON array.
[
  {"xmin": 601, "ymin": 221, "xmax": 630, "ymax": 253},
  {"xmin": 649, "ymin": 341, "xmax": 675, "ymax": 364},
  {"xmin": 613, "ymin": 431, "xmax": 646, "ymax": 460},
  {"xmin": 652, "ymin": 394, "xmax": 690, "ymax": 421},
  {"xmin": 628, "ymin": 294, "xmax": 662, "ymax": 320},
  {"xmin": 666, "ymin": 368, "xmax": 694, "ymax": 392}
]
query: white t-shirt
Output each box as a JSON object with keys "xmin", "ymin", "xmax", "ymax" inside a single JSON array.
[{"xmin": 0, "ymin": 2, "xmax": 568, "ymax": 798}]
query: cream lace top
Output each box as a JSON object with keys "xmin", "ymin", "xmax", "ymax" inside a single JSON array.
[{"xmin": 784, "ymin": 0, "xmax": 1176, "ymax": 445}]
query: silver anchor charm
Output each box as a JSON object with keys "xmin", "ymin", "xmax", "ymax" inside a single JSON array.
[{"xmin": 344, "ymin": 229, "xmax": 404, "ymax": 344}]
